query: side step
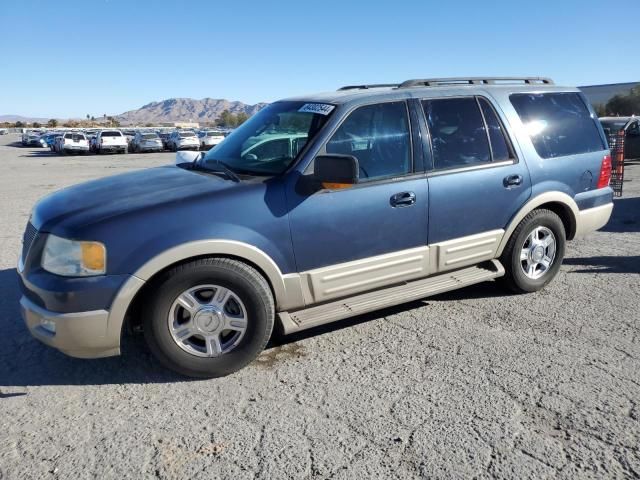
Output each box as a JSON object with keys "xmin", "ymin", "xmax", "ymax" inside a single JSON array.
[{"xmin": 278, "ymin": 260, "xmax": 505, "ymax": 334}]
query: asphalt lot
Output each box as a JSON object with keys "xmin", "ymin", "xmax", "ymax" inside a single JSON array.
[{"xmin": 0, "ymin": 133, "xmax": 638, "ymax": 479}]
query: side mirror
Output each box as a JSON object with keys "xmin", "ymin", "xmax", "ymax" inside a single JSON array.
[
  {"xmin": 314, "ymin": 154, "xmax": 359, "ymax": 189},
  {"xmin": 175, "ymin": 150, "xmax": 202, "ymax": 165}
]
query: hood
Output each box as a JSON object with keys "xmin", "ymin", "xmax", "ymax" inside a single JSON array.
[{"xmin": 32, "ymin": 165, "xmax": 237, "ymax": 233}]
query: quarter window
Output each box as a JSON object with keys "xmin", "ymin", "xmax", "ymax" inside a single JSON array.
[
  {"xmin": 478, "ymin": 98, "xmax": 513, "ymax": 161},
  {"xmin": 422, "ymin": 97, "xmax": 491, "ymax": 169},
  {"xmin": 510, "ymin": 93, "xmax": 604, "ymax": 158},
  {"xmin": 326, "ymin": 102, "xmax": 411, "ymax": 181}
]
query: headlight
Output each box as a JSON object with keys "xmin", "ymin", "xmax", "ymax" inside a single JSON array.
[{"xmin": 41, "ymin": 234, "xmax": 106, "ymax": 276}]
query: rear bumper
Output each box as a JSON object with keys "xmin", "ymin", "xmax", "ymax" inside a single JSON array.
[
  {"xmin": 100, "ymin": 145, "xmax": 127, "ymax": 151},
  {"xmin": 575, "ymin": 202, "xmax": 614, "ymax": 237},
  {"xmin": 63, "ymin": 145, "xmax": 89, "ymax": 151},
  {"xmin": 20, "ymin": 295, "xmax": 118, "ymax": 358}
]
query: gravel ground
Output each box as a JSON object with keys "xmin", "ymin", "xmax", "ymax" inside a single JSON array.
[{"xmin": 0, "ymin": 133, "xmax": 638, "ymax": 480}]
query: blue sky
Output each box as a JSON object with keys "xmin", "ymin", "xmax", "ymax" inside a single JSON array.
[{"xmin": 1, "ymin": 0, "xmax": 638, "ymax": 118}]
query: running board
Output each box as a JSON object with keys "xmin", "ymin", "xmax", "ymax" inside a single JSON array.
[{"xmin": 278, "ymin": 260, "xmax": 504, "ymax": 334}]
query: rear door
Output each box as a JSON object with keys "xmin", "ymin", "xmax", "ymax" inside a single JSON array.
[{"xmin": 421, "ymin": 96, "xmax": 532, "ymax": 267}]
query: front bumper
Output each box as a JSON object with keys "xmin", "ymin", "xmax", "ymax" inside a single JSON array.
[
  {"xmin": 20, "ymin": 295, "xmax": 118, "ymax": 358},
  {"xmin": 18, "ymin": 266, "xmax": 145, "ymax": 359}
]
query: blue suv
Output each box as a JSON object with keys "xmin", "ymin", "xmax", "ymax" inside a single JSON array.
[{"xmin": 18, "ymin": 77, "xmax": 614, "ymax": 377}]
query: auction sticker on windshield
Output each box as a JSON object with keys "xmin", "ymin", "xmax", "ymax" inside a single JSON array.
[{"xmin": 298, "ymin": 103, "xmax": 335, "ymax": 115}]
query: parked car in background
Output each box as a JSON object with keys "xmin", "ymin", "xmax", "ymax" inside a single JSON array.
[
  {"xmin": 600, "ymin": 116, "xmax": 640, "ymax": 161},
  {"xmin": 197, "ymin": 130, "xmax": 226, "ymax": 150},
  {"xmin": 95, "ymin": 129, "xmax": 128, "ymax": 154},
  {"xmin": 123, "ymin": 129, "xmax": 136, "ymax": 145},
  {"xmin": 22, "ymin": 130, "xmax": 45, "ymax": 146},
  {"xmin": 158, "ymin": 132, "xmax": 171, "ymax": 150},
  {"xmin": 131, "ymin": 131, "xmax": 163, "ymax": 153},
  {"xmin": 38, "ymin": 132, "xmax": 59, "ymax": 150},
  {"xmin": 57, "ymin": 132, "xmax": 90, "ymax": 155},
  {"xmin": 17, "ymin": 77, "xmax": 614, "ymax": 378},
  {"xmin": 0, "ymin": 128, "xmax": 8, "ymax": 135},
  {"xmin": 168, "ymin": 130, "xmax": 199, "ymax": 151}
]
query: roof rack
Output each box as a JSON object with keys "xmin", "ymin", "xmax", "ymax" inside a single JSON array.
[
  {"xmin": 338, "ymin": 84, "xmax": 399, "ymax": 91},
  {"xmin": 398, "ymin": 77, "xmax": 554, "ymax": 88}
]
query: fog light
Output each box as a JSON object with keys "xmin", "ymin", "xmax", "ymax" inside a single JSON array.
[{"xmin": 40, "ymin": 318, "xmax": 56, "ymax": 334}]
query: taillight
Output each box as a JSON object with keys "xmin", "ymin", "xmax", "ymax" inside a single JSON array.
[{"xmin": 596, "ymin": 154, "xmax": 612, "ymax": 189}]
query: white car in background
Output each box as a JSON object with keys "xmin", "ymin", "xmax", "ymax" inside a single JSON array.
[
  {"xmin": 57, "ymin": 132, "xmax": 90, "ymax": 155},
  {"xmin": 197, "ymin": 130, "xmax": 226, "ymax": 150},
  {"xmin": 95, "ymin": 129, "xmax": 128, "ymax": 154},
  {"xmin": 168, "ymin": 130, "xmax": 199, "ymax": 151}
]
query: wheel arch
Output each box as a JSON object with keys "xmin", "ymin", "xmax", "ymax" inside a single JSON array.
[
  {"xmin": 497, "ymin": 192, "xmax": 579, "ymax": 257},
  {"xmin": 107, "ymin": 240, "xmax": 302, "ymax": 346}
]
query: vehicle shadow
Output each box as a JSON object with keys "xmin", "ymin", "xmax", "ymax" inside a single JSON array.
[
  {"xmin": 602, "ymin": 196, "xmax": 640, "ymax": 233},
  {"xmin": 20, "ymin": 151, "xmax": 58, "ymax": 158},
  {"xmin": 0, "ymin": 268, "xmax": 187, "ymax": 387},
  {"xmin": 563, "ymin": 255, "xmax": 640, "ymax": 274},
  {"xmin": 0, "ymin": 266, "xmax": 508, "ymax": 387}
]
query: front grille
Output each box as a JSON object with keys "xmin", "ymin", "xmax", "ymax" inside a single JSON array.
[{"xmin": 22, "ymin": 222, "xmax": 38, "ymax": 262}]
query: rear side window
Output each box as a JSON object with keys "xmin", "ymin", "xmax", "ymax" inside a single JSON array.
[
  {"xmin": 422, "ymin": 97, "xmax": 490, "ymax": 169},
  {"xmin": 478, "ymin": 98, "xmax": 512, "ymax": 162},
  {"xmin": 326, "ymin": 101, "xmax": 411, "ymax": 181},
  {"xmin": 510, "ymin": 93, "xmax": 604, "ymax": 158}
]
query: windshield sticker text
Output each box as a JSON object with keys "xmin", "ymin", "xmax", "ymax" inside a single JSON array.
[{"xmin": 298, "ymin": 103, "xmax": 335, "ymax": 116}]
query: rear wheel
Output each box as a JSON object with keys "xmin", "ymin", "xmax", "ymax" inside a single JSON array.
[
  {"xmin": 144, "ymin": 258, "xmax": 275, "ymax": 378},
  {"xmin": 499, "ymin": 209, "xmax": 566, "ymax": 293}
]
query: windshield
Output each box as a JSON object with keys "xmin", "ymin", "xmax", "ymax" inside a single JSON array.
[
  {"xmin": 179, "ymin": 131, "xmax": 196, "ymax": 138},
  {"xmin": 203, "ymin": 101, "xmax": 333, "ymax": 175},
  {"xmin": 102, "ymin": 131, "xmax": 121, "ymax": 137},
  {"xmin": 142, "ymin": 133, "xmax": 158, "ymax": 139},
  {"xmin": 207, "ymin": 132, "xmax": 223, "ymax": 137}
]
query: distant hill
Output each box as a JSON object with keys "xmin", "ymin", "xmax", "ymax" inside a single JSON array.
[
  {"xmin": 0, "ymin": 114, "xmax": 49, "ymax": 124},
  {"xmin": 580, "ymin": 82, "xmax": 639, "ymax": 107},
  {"xmin": 117, "ymin": 98, "xmax": 268, "ymax": 124}
]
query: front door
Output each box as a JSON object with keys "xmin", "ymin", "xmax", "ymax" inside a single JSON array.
[{"xmin": 286, "ymin": 101, "xmax": 429, "ymax": 303}]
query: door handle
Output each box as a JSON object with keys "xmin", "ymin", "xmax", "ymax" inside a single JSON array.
[
  {"xmin": 503, "ymin": 174, "xmax": 523, "ymax": 188},
  {"xmin": 390, "ymin": 191, "xmax": 416, "ymax": 207}
]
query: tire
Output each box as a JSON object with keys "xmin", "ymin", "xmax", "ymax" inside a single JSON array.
[
  {"xmin": 143, "ymin": 258, "xmax": 275, "ymax": 378},
  {"xmin": 499, "ymin": 209, "xmax": 566, "ymax": 293}
]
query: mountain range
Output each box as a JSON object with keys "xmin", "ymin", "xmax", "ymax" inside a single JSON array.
[{"xmin": 116, "ymin": 98, "xmax": 268, "ymax": 124}]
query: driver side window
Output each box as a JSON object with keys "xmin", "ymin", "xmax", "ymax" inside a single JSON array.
[{"xmin": 325, "ymin": 101, "xmax": 411, "ymax": 181}]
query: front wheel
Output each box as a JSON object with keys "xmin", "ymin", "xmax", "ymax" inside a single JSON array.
[
  {"xmin": 143, "ymin": 258, "xmax": 275, "ymax": 378},
  {"xmin": 499, "ymin": 209, "xmax": 566, "ymax": 293}
]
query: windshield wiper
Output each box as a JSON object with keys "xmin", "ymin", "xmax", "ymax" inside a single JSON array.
[{"xmin": 191, "ymin": 159, "xmax": 240, "ymax": 182}]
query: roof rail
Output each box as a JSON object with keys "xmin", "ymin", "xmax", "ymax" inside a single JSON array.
[
  {"xmin": 398, "ymin": 77, "xmax": 554, "ymax": 88},
  {"xmin": 338, "ymin": 84, "xmax": 399, "ymax": 91}
]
